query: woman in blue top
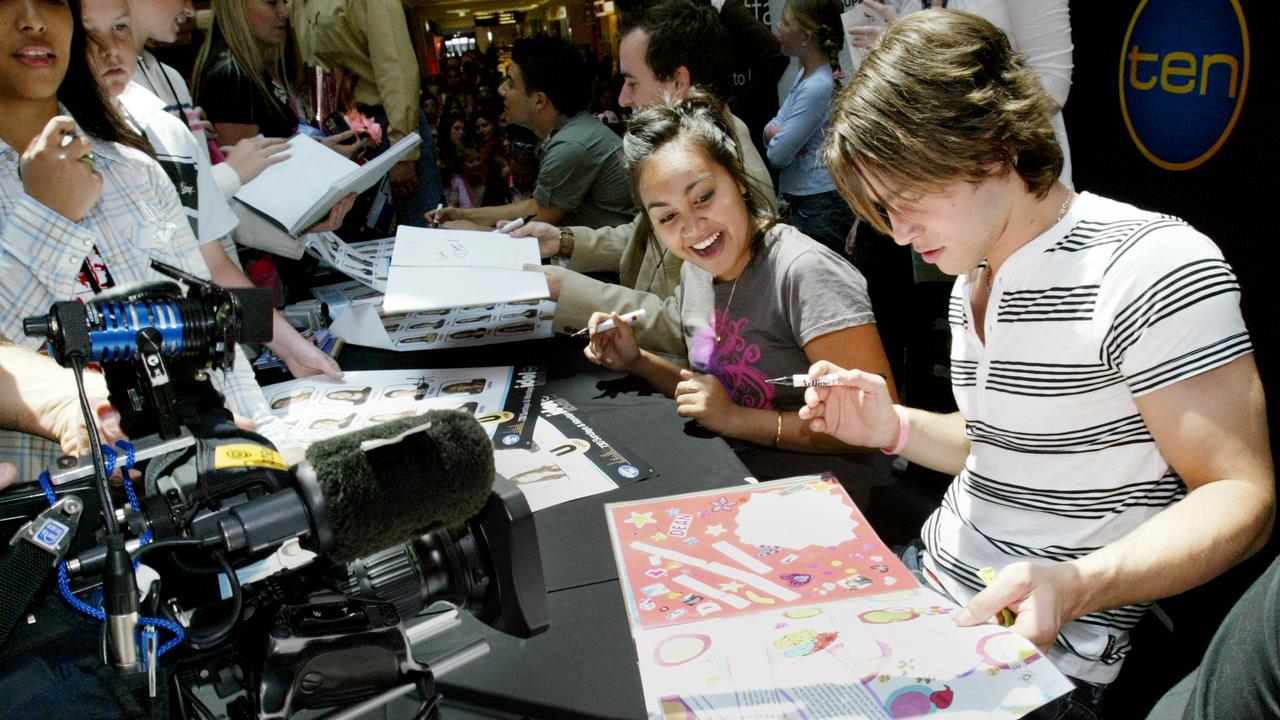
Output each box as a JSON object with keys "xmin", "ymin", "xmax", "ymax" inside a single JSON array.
[{"xmin": 766, "ymin": 0, "xmax": 855, "ymax": 257}]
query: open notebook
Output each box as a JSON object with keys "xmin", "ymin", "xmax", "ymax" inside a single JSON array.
[
  {"xmin": 382, "ymin": 227, "xmax": 549, "ymax": 313},
  {"xmin": 234, "ymin": 133, "xmax": 420, "ymax": 235}
]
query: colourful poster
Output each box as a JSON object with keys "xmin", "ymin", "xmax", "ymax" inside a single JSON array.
[
  {"xmin": 606, "ymin": 475, "xmax": 917, "ymax": 631},
  {"xmin": 633, "ymin": 587, "xmax": 1075, "ymax": 720}
]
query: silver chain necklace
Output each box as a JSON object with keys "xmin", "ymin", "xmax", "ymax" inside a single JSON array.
[
  {"xmin": 985, "ymin": 190, "xmax": 1075, "ymax": 292},
  {"xmin": 716, "ymin": 277, "xmax": 740, "ymax": 343}
]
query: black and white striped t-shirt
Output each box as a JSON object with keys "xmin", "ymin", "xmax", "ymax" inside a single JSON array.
[{"xmin": 921, "ymin": 192, "xmax": 1251, "ymax": 684}]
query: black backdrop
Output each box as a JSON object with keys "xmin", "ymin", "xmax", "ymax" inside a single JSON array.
[{"xmin": 1066, "ymin": 1, "xmax": 1277, "ymax": 712}]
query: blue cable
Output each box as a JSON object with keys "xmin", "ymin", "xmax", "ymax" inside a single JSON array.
[
  {"xmin": 56, "ymin": 559, "xmax": 104, "ymax": 620},
  {"xmin": 38, "ymin": 455, "xmax": 186, "ymax": 655},
  {"xmin": 116, "ymin": 440, "xmax": 153, "ymax": 548},
  {"xmin": 116, "ymin": 440, "xmax": 137, "ymax": 470},
  {"xmin": 148, "ymin": 616, "xmax": 185, "ymax": 655},
  {"xmin": 110, "ymin": 440, "xmax": 184, "ymax": 652},
  {"xmin": 37, "ymin": 470, "xmax": 56, "ymax": 505},
  {"xmin": 100, "ymin": 443, "xmax": 118, "ymax": 478}
]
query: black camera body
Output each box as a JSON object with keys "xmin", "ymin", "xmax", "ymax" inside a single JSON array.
[
  {"xmin": 3, "ymin": 262, "xmax": 549, "ymax": 719},
  {"xmin": 256, "ymin": 597, "xmax": 426, "ymax": 718}
]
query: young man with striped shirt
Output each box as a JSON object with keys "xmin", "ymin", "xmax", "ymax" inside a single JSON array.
[{"xmin": 803, "ymin": 9, "xmax": 1274, "ymax": 715}]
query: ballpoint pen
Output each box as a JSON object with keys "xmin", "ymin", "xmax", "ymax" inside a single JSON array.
[
  {"xmin": 497, "ymin": 213, "xmax": 537, "ymax": 233},
  {"xmin": 765, "ymin": 373, "xmax": 844, "ymax": 387},
  {"xmin": 572, "ymin": 309, "xmax": 647, "ymax": 337},
  {"xmin": 430, "ymin": 202, "xmax": 443, "ymax": 228}
]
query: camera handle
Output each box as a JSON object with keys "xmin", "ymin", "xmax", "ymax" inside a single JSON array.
[
  {"xmin": 316, "ymin": 610, "xmax": 490, "ymax": 720},
  {"xmin": 131, "ymin": 326, "xmax": 183, "ymax": 440},
  {"xmin": 0, "ymin": 497, "xmax": 83, "ymax": 645}
]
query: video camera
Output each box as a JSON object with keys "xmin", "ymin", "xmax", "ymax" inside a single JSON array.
[{"xmin": 2, "ymin": 261, "xmax": 549, "ymax": 719}]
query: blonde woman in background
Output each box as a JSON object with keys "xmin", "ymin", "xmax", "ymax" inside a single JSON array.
[
  {"xmin": 191, "ymin": 0, "xmax": 355, "ymax": 153},
  {"xmin": 765, "ymin": 0, "xmax": 855, "ymax": 257}
]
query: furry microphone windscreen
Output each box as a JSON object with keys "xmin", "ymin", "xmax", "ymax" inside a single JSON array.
[{"xmin": 304, "ymin": 410, "xmax": 495, "ymax": 562}]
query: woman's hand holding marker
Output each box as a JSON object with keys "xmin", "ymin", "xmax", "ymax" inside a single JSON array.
[
  {"xmin": 674, "ymin": 369, "xmax": 737, "ymax": 434},
  {"xmin": 572, "ymin": 309, "xmax": 646, "ymax": 337},
  {"xmin": 583, "ymin": 311, "xmax": 642, "ymax": 371}
]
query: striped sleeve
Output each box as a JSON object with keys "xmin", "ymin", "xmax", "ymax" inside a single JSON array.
[{"xmin": 1099, "ymin": 223, "xmax": 1251, "ymax": 396}]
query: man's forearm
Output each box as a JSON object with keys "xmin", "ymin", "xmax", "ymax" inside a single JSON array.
[
  {"xmin": 899, "ymin": 409, "xmax": 970, "ymax": 475},
  {"xmin": 1066, "ymin": 477, "xmax": 1274, "ymax": 622},
  {"xmin": 1062, "ymin": 356, "xmax": 1278, "ymax": 624},
  {"xmin": 555, "ymin": 273, "xmax": 686, "ymax": 356},
  {"xmin": 460, "ymin": 198, "xmax": 538, "ymax": 227},
  {"xmin": 0, "ymin": 342, "xmax": 104, "ymax": 445},
  {"xmin": 266, "ymin": 312, "xmax": 303, "ymax": 356},
  {"xmin": 0, "ymin": 343, "xmax": 53, "ymax": 437}
]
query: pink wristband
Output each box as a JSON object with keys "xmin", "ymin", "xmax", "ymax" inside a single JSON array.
[{"xmin": 881, "ymin": 404, "xmax": 910, "ymax": 456}]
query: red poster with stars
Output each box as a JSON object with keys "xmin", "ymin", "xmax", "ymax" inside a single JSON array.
[{"xmin": 606, "ymin": 474, "xmax": 918, "ymax": 631}]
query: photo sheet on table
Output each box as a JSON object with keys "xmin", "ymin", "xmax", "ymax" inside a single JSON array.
[
  {"xmin": 262, "ymin": 366, "xmax": 545, "ymax": 451},
  {"xmin": 494, "ymin": 395, "xmax": 656, "ymax": 512},
  {"xmin": 312, "ymin": 279, "xmax": 556, "ymax": 351}
]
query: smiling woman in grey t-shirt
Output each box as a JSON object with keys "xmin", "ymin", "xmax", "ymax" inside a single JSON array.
[{"xmin": 582, "ymin": 91, "xmax": 896, "ymax": 504}]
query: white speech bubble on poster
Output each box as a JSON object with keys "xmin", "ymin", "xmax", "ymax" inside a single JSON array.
[{"xmin": 732, "ymin": 485, "xmax": 859, "ymax": 549}]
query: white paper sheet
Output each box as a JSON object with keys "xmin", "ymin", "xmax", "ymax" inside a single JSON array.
[
  {"xmin": 383, "ymin": 226, "xmax": 549, "ymax": 313},
  {"xmin": 234, "ymin": 133, "xmax": 420, "ymax": 234},
  {"xmin": 261, "ymin": 367, "xmax": 513, "ymax": 451},
  {"xmin": 633, "ymin": 588, "xmax": 1076, "ymax": 720},
  {"xmin": 329, "ymin": 304, "xmax": 396, "ymax": 350},
  {"xmin": 842, "ymin": 4, "xmax": 888, "ymax": 69}
]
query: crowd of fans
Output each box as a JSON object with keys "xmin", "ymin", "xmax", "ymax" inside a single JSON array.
[{"xmin": 422, "ymin": 48, "xmax": 627, "ymax": 210}]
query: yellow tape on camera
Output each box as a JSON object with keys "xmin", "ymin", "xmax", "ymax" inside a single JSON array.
[{"xmin": 213, "ymin": 444, "xmax": 288, "ymax": 471}]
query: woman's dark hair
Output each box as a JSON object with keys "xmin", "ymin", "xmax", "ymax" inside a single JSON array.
[
  {"xmin": 623, "ymin": 88, "xmax": 775, "ymax": 248},
  {"xmin": 439, "ymin": 95, "xmax": 464, "ymax": 123},
  {"xmin": 63, "ymin": 0, "xmax": 149, "ymax": 152},
  {"xmin": 440, "ymin": 111, "xmax": 471, "ymax": 140},
  {"xmin": 472, "ymin": 108, "xmax": 503, "ymax": 140},
  {"xmin": 505, "ymin": 123, "xmax": 539, "ymax": 155},
  {"xmin": 436, "ymin": 111, "xmax": 470, "ymax": 169}
]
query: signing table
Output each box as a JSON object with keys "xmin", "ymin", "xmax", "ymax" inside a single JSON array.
[{"xmin": 323, "ymin": 335, "xmax": 754, "ymax": 718}]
